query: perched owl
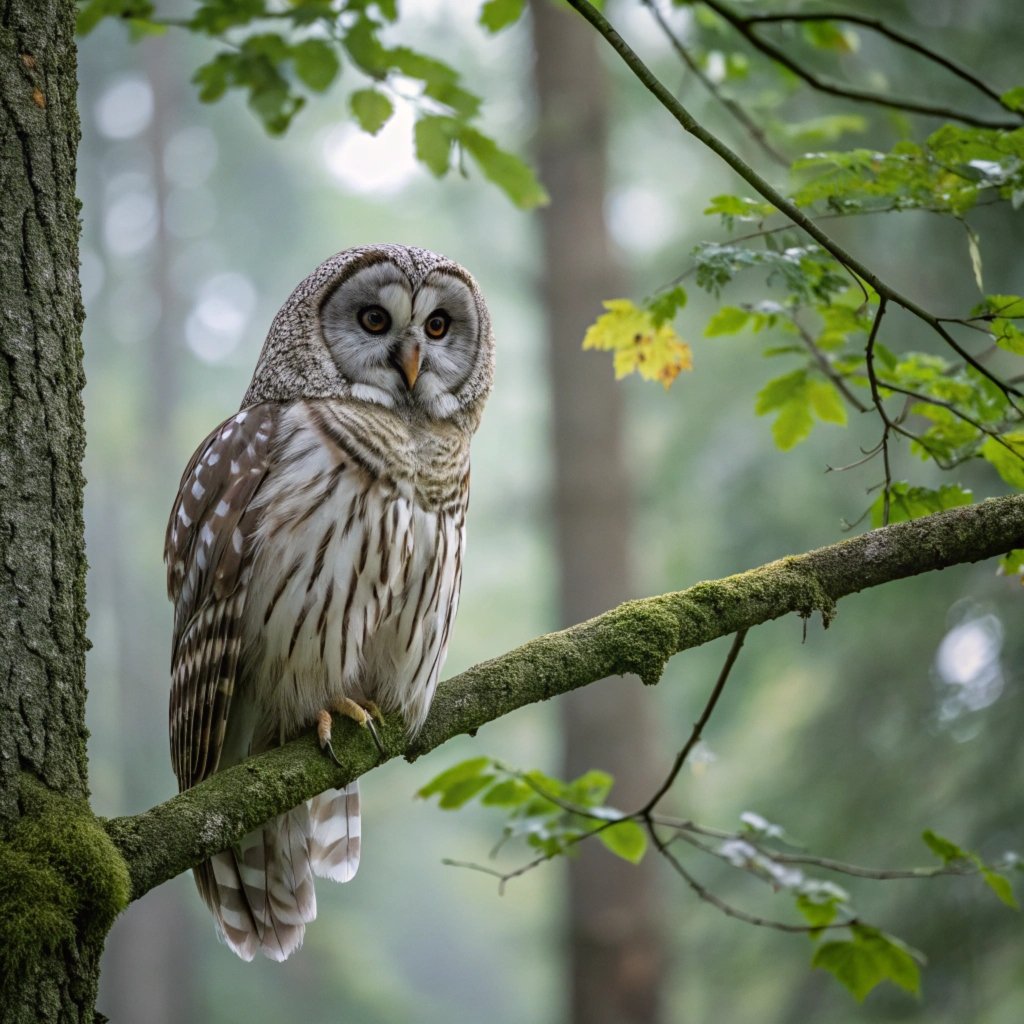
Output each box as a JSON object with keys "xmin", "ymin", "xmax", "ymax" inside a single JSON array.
[{"xmin": 165, "ymin": 245, "xmax": 494, "ymax": 961}]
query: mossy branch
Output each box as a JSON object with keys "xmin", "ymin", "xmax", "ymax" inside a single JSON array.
[{"xmin": 103, "ymin": 494, "xmax": 1024, "ymax": 902}]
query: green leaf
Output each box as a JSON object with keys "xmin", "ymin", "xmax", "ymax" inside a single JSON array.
[
  {"xmin": 772, "ymin": 400, "xmax": 814, "ymax": 450},
  {"xmin": 480, "ymin": 0, "xmax": 526, "ymax": 32},
  {"xmin": 980, "ymin": 294, "xmax": 1024, "ymax": 318},
  {"xmin": 991, "ymin": 318, "xmax": 1024, "ymax": 355},
  {"xmin": 922, "ymin": 829, "xmax": 970, "ymax": 864},
  {"xmin": 596, "ymin": 820, "xmax": 647, "ymax": 864},
  {"xmin": 645, "ymin": 286, "xmax": 688, "ymax": 326},
  {"xmin": 414, "ymin": 115, "xmax": 456, "ymax": 176},
  {"xmin": 459, "ymin": 127, "xmax": 549, "ymax": 209},
  {"xmin": 703, "ymin": 193, "xmax": 775, "ymax": 225},
  {"xmin": 807, "ymin": 380, "xmax": 847, "ymax": 425},
  {"xmin": 417, "ymin": 756, "xmax": 491, "ymax": 799},
  {"xmin": 389, "ymin": 47, "xmax": 481, "ymax": 118},
  {"xmin": 801, "ymin": 20, "xmax": 857, "ymax": 52},
  {"xmin": 871, "ymin": 483, "xmax": 973, "ymax": 529},
  {"xmin": 480, "ymin": 779, "xmax": 530, "ymax": 807},
  {"xmin": 77, "ymin": 0, "xmax": 156, "ymax": 36},
  {"xmin": 189, "ymin": 0, "xmax": 266, "ymax": 33},
  {"xmin": 981, "ymin": 433, "xmax": 1024, "ymax": 488},
  {"xmin": 813, "ymin": 926, "xmax": 921, "ymax": 1001},
  {"xmin": 349, "ymin": 88, "xmax": 394, "ymax": 135},
  {"xmin": 705, "ymin": 306, "xmax": 751, "ymax": 337},
  {"xmin": 756, "ymin": 370, "xmax": 807, "ymax": 414},
  {"xmin": 980, "ymin": 868, "xmax": 1019, "ymax": 909},
  {"xmin": 1002, "ymin": 87, "xmax": 1024, "ymax": 113},
  {"xmin": 291, "ymin": 38, "xmax": 340, "ymax": 92},
  {"xmin": 999, "ymin": 548, "xmax": 1024, "ymax": 577},
  {"xmin": 437, "ymin": 774, "xmax": 496, "ymax": 809}
]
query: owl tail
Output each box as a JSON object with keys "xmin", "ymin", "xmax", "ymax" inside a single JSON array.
[
  {"xmin": 309, "ymin": 781, "xmax": 362, "ymax": 882},
  {"xmin": 194, "ymin": 802, "xmax": 318, "ymax": 962}
]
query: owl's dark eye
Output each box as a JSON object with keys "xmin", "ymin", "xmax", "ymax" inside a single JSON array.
[
  {"xmin": 358, "ymin": 305, "xmax": 391, "ymax": 334},
  {"xmin": 424, "ymin": 310, "xmax": 451, "ymax": 340}
]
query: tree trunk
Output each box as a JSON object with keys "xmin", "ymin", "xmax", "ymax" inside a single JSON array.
[
  {"xmin": 531, "ymin": 5, "xmax": 667, "ymax": 1023},
  {"xmin": 0, "ymin": 3, "xmax": 121, "ymax": 1020}
]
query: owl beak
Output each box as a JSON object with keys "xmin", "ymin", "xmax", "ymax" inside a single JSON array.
[{"xmin": 400, "ymin": 342, "xmax": 420, "ymax": 390}]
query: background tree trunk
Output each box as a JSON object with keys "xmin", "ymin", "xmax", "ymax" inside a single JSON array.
[{"xmin": 531, "ymin": 5, "xmax": 667, "ymax": 1023}]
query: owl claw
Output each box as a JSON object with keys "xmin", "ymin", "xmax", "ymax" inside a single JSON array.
[
  {"xmin": 323, "ymin": 698, "xmax": 387, "ymax": 759},
  {"xmin": 316, "ymin": 708, "xmax": 343, "ymax": 766}
]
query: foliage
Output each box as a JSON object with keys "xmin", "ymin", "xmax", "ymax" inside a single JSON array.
[
  {"xmin": 76, "ymin": 0, "xmax": 546, "ymax": 208},
  {"xmin": 579, "ymin": 1, "xmax": 1024, "ymax": 528},
  {"xmin": 582, "ymin": 297, "xmax": 693, "ymax": 389},
  {"xmin": 418, "ymin": 758, "xmax": 648, "ymax": 865},
  {"xmin": 422, "ymin": 758, "xmax": 1020, "ymax": 1003}
]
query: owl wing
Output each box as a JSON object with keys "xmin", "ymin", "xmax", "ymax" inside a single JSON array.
[{"xmin": 165, "ymin": 405, "xmax": 278, "ymax": 791}]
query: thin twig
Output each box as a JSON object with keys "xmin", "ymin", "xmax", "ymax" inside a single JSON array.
[
  {"xmin": 863, "ymin": 299, "xmax": 892, "ymax": 523},
  {"xmin": 700, "ymin": 0, "xmax": 1020, "ymax": 129},
  {"xmin": 649, "ymin": 824, "xmax": 856, "ymax": 933},
  {"xmin": 741, "ymin": 10, "xmax": 1014, "ymax": 111},
  {"xmin": 668, "ymin": 827, "xmax": 973, "ymax": 881},
  {"xmin": 640, "ymin": 630, "xmax": 748, "ymax": 814},
  {"xmin": 874, "ymin": 379, "xmax": 1024, "ymax": 460},
  {"xmin": 643, "ymin": 0, "xmax": 789, "ymax": 167}
]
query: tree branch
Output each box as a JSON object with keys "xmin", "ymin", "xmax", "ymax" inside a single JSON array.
[
  {"xmin": 102, "ymin": 494, "xmax": 1024, "ymax": 902},
  {"xmin": 565, "ymin": 0, "xmax": 1023, "ymax": 407},
  {"xmin": 740, "ymin": 10, "xmax": 1013, "ymax": 111},
  {"xmin": 699, "ymin": 0, "xmax": 1020, "ymax": 129}
]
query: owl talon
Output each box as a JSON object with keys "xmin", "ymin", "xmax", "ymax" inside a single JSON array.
[
  {"xmin": 316, "ymin": 709, "xmax": 343, "ymax": 765},
  {"xmin": 330, "ymin": 698, "xmax": 387, "ymax": 758}
]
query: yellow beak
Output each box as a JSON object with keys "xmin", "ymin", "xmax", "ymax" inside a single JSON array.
[{"xmin": 401, "ymin": 343, "xmax": 420, "ymax": 390}]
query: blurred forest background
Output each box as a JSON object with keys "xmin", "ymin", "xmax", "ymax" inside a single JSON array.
[{"xmin": 77, "ymin": 1, "xmax": 1021, "ymax": 1021}]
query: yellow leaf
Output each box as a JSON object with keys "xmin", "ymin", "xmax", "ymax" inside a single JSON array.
[{"xmin": 583, "ymin": 299, "xmax": 693, "ymax": 389}]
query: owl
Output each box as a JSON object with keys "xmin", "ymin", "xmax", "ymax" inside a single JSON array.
[{"xmin": 165, "ymin": 244, "xmax": 494, "ymax": 961}]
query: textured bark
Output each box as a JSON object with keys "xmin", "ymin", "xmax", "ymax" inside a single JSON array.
[
  {"xmin": 0, "ymin": 3, "xmax": 108, "ymax": 1021},
  {"xmin": 531, "ymin": 4, "xmax": 666, "ymax": 1022},
  {"xmin": 0, "ymin": 0, "xmax": 87, "ymax": 821},
  {"xmin": 103, "ymin": 492, "xmax": 1024, "ymax": 904}
]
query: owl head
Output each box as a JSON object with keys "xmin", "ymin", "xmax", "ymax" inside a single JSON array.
[{"xmin": 242, "ymin": 244, "xmax": 495, "ymax": 424}]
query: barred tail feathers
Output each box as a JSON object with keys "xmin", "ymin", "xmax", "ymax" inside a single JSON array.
[
  {"xmin": 309, "ymin": 782, "xmax": 361, "ymax": 882},
  {"xmin": 195, "ymin": 804, "xmax": 318, "ymax": 962}
]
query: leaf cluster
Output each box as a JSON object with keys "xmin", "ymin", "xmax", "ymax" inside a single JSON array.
[
  {"xmin": 76, "ymin": 0, "xmax": 546, "ymax": 207},
  {"xmin": 418, "ymin": 757, "xmax": 647, "ymax": 866}
]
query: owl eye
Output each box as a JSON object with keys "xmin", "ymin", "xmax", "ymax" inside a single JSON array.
[
  {"xmin": 358, "ymin": 305, "xmax": 391, "ymax": 334},
  {"xmin": 424, "ymin": 310, "xmax": 451, "ymax": 340}
]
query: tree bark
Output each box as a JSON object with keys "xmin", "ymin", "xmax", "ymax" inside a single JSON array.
[{"xmin": 0, "ymin": 4, "xmax": 122, "ymax": 1021}]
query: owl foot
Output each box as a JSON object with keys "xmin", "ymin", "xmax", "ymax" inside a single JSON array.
[
  {"xmin": 317, "ymin": 698, "xmax": 386, "ymax": 760},
  {"xmin": 316, "ymin": 709, "xmax": 343, "ymax": 766}
]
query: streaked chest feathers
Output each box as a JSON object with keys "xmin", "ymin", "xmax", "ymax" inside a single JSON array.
[{"xmin": 241, "ymin": 400, "xmax": 467, "ymax": 745}]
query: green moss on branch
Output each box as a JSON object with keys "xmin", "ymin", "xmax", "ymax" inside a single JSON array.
[{"xmin": 104, "ymin": 494, "xmax": 1024, "ymax": 902}]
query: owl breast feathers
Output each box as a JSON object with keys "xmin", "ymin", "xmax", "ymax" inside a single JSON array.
[{"xmin": 165, "ymin": 245, "xmax": 494, "ymax": 961}]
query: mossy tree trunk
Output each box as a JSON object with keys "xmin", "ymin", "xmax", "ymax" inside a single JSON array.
[{"xmin": 0, "ymin": 3, "xmax": 125, "ymax": 1021}]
